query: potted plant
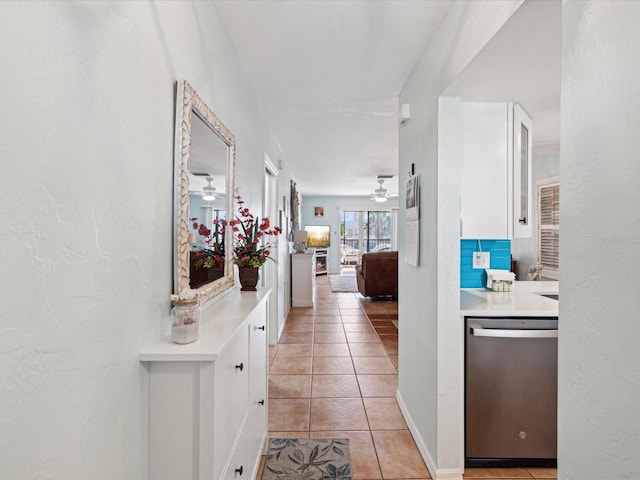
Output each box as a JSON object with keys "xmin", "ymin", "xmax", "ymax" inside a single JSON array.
[
  {"xmin": 191, "ymin": 217, "xmax": 226, "ymax": 282},
  {"xmin": 230, "ymin": 194, "xmax": 282, "ymax": 290}
]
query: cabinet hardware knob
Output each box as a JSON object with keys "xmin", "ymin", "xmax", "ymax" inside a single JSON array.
[
  {"xmin": 235, "ymin": 363, "xmax": 244, "ymax": 371},
  {"xmin": 235, "ymin": 466, "xmax": 244, "ymax": 476},
  {"xmin": 258, "ymin": 399, "xmax": 265, "ymax": 405},
  {"xmin": 256, "ymin": 325, "xmax": 265, "ymax": 331},
  {"xmin": 519, "ymin": 217, "xmax": 527, "ymax": 224}
]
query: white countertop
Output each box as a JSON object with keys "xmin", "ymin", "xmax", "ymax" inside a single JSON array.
[
  {"xmin": 139, "ymin": 288, "xmax": 271, "ymax": 362},
  {"xmin": 461, "ymin": 281, "xmax": 559, "ymax": 317}
]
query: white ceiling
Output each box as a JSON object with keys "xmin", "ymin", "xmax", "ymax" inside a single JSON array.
[
  {"xmin": 190, "ymin": 113, "xmax": 228, "ymax": 194},
  {"xmin": 444, "ymin": 0, "xmax": 561, "ymax": 150},
  {"xmin": 214, "ymin": 0, "xmax": 451, "ymax": 197},
  {"xmin": 214, "ymin": 0, "xmax": 560, "ymax": 198}
]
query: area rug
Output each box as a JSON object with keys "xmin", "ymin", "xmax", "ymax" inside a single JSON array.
[
  {"xmin": 329, "ymin": 274, "xmax": 358, "ymax": 293},
  {"xmin": 263, "ymin": 438, "xmax": 351, "ymax": 480}
]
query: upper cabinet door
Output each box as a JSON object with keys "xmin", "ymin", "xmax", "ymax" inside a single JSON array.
[
  {"xmin": 513, "ymin": 104, "xmax": 533, "ymax": 238},
  {"xmin": 460, "ymin": 102, "xmax": 511, "ymax": 239},
  {"xmin": 459, "ymin": 102, "xmax": 533, "ymax": 240}
]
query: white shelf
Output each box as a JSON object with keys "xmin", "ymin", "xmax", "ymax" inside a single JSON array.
[{"xmin": 140, "ymin": 288, "xmax": 271, "ymax": 362}]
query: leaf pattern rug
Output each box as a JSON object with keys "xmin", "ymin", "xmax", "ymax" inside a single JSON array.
[{"xmin": 262, "ymin": 438, "xmax": 351, "ymax": 480}]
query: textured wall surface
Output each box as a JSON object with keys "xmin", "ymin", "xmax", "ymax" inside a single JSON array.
[
  {"xmin": 559, "ymin": 2, "xmax": 640, "ymax": 478},
  {"xmin": 0, "ymin": 2, "xmax": 288, "ymax": 478}
]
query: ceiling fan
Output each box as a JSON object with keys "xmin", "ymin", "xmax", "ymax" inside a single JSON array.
[
  {"xmin": 202, "ymin": 176, "xmax": 217, "ymax": 201},
  {"xmin": 190, "ymin": 173, "xmax": 227, "ymax": 200},
  {"xmin": 370, "ymin": 177, "xmax": 395, "ymax": 203}
]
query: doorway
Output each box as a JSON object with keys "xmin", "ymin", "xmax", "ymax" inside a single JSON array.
[{"xmin": 264, "ymin": 154, "xmax": 282, "ymax": 344}]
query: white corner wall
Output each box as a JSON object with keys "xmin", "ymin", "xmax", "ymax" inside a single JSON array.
[
  {"xmin": 0, "ymin": 2, "xmax": 289, "ymax": 478},
  {"xmin": 559, "ymin": 2, "xmax": 640, "ymax": 478},
  {"xmin": 397, "ymin": 1, "xmax": 524, "ymax": 476}
]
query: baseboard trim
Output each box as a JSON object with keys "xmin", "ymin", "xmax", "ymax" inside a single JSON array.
[{"xmin": 396, "ymin": 391, "xmax": 463, "ymax": 480}]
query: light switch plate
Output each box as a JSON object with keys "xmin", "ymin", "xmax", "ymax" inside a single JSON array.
[{"xmin": 473, "ymin": 251, "xmax": 490, "ymax": 269}]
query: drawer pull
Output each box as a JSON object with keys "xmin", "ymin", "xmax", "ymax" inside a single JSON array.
[
  {"xmin": 258, "ymin": 399, "xmax": 265, "ymax": 406},
  {"xmin": 235, "ymin": 363, "xmax": 244, "ymax": 371},
  {"xmin": 256, "ymin": 325, "xmax": 265, "ymax": 331},
  {"xmin": 235, "ymin": 466, "xmax": 244, "ymax": 476}
]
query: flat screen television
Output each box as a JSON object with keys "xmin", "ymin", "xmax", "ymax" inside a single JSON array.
[{"xmin": 304, "ymin": 225, "xmax": 331, "ymax": 248}]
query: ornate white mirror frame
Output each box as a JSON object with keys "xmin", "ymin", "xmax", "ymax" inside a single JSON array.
[{"xmin": 173, "ymin": 80, "xmax": 236, "ymax": 303}]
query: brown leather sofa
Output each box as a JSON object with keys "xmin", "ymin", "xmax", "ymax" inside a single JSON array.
[{"xmin": 355, "ymin": 251, "xmax": 398, "ymax": 297}]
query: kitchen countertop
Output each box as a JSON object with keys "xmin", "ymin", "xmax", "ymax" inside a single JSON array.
[{"xmin": 461, "ymin": 281, "xmax": 559, "ymax": 317}]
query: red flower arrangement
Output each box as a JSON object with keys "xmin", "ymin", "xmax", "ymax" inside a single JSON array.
[
  {"xmin": 230, "ymin": 194, "xmax": 282, "ymax": 267},
  {"xmin": 191, "ymin": 217, "xmax": 226, "ymax": 269}
]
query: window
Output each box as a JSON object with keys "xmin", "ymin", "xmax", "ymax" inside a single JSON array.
[
  {"xmin": 537, "ymin": 180, "xmax": 559, "ymax": 279},
  {"xmin": 340, "ymin": 210, "xmax": 391, "ymax": 253}
]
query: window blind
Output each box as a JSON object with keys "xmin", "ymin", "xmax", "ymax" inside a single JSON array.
[{"xmin": 538, "ymin": 183, "xmax": 559, "ymax": 272}]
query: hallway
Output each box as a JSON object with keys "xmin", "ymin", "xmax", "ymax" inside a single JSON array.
[
  {"xmin": 263, "ymin": 274, "xmax": 418, "ymax": 479},
  {"xmin": 260, "ymin": 275, "xmax": 557, "ymax": 479}
]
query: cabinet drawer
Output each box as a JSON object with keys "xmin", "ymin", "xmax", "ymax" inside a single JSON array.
[
  {"xmin": 248, "ymin": 303, "xmax": 267, "ymax": 392},
  {"xmin": 214, "ymin": 328, "xmax": 249, "ymax": 476},
  {"xmin": 247, "ymin": 372, "xmax": 268, "ymax": 460},
  {"xmin": 222, "ymin": 375, "xmax": 266, "ymax": 480},
  {"xmin": 223, "ymin": 430, "xmax": 249, "ymax": 480}
]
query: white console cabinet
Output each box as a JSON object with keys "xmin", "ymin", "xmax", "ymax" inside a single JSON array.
[
  {"xmin": 291, "ymin": 251, "xmax": 315, "ymax": 307},
  {"xmin": 140, "ymin": 289, "xmax": 270, "ymax": 480},
  {"xmin": 460, "ymin": 102, "xmax": 532, "ymax": 239}
]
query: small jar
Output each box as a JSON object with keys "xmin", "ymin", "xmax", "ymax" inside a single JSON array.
[{"xmin": 171, "ymin": 298, "xmax": 200, "ymax": 344}]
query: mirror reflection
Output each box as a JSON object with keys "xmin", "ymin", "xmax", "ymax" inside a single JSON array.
[{"xmin": 188, "ymin": 113, "xmax": 228, "ymax": 288}]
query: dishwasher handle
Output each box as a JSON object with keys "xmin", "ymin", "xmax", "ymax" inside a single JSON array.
[{"xmin": 471, "ymin": 326, "xmax": 558, "ymax": 339}]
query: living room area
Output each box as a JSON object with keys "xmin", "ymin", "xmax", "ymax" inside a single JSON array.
[{"xmin": 291, "ymin": 195, "xmax": 400, "ymax": 299}]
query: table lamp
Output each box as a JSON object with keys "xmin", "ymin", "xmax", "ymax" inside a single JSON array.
[{"xmin": 292, "ymin": 230, "xmax": 308, "ymax": 253}]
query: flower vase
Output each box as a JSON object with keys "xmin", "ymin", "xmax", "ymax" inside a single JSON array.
[
  {"xmin": 238, "ymin": 266, "xmax": 260, "ymax": 291},
  {"xmin": 171, "ymin": 298, "xmax": 200, "ymax": 344}
]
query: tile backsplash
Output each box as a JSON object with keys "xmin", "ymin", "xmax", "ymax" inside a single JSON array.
[{"xmin": 460, "ymin": 239, "xmax": 511, "ymax": 288}]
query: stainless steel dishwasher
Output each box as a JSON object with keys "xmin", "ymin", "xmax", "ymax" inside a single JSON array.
[{"xmin": 465, "ymin": 317, "xmax": 558, "ymax": 468}]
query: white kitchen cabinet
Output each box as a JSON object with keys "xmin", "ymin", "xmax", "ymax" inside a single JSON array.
[
  {"xmin": 140, "ymin": 289, "xmax": 270, "ymax": 480},
  {"xmin": 291, "ymin": 251, "xmax": 315, "ymax": 307},
  {"xmin": 460, "ymin": 102, "xmax": 532, "ymax": 239},
  {"xmin": 512, "ymin": 104, "xmax": 533, "ymax": 238}
]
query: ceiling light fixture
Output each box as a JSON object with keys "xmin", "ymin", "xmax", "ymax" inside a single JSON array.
[
  {"xmin": 202, "ymin": 176, "xmax": 217, "ymax": 201},
  {"xmin": 370, "ymin": 178, "xmax": 390, "ymax": 203}
]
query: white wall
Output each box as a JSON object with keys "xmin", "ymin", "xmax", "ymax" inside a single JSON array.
[
  {"xmin": 0, "ymin": 2, "xmax": 290, "ymax": 478},
  {"xmin": 559, "ymin": 2, "xmax": 640, "ymax": 478},
  {"xmin": 397, "ymin": 0, "xmax": 524, "ymax": 476}
]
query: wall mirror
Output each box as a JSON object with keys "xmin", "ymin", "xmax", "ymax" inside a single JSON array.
[{"xmin": 173, "ymin": 80, "xmax": 236, "ymax": 303}]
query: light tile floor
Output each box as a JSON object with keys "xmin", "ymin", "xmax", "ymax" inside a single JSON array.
[{"xmin": 257, "ymin": 274, "xmax": 557, "ymax": 480}]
